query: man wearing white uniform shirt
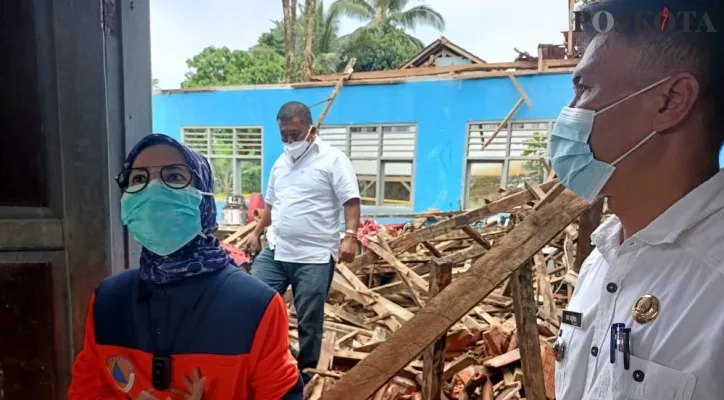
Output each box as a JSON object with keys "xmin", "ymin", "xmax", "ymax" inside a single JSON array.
[
  {"xmin": 243, "ymin": 101, "xmax": 361, "ymax": 383},
  {"xmin": 551, "ymin": 0, "xmax": 724, "ymax": 399}
]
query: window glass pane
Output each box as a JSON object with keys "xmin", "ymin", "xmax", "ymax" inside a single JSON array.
[
  {"xmin": 350, "ymin": 126, "xmax": 379, "ymax": 158},
  {"xmin": 182, "ymin": 126, "xmax": 263, "ymax": 204},
  {"xmin": 383, "ymin": 162, "xmax": 412, "ymax": 207},
  {"xmin": 507, "ymin": 160, "xmax": 545, "ymax": 190},
  {"xmin": 236, "ymin": 159, "xmax": 262, "ymax": 194},
  {"xmin": 210, "ymin": 128, "xmax": 234, "ymax": 156},
  {"xmin": 353, "ymin": 160, "xmax": 377, "ymax": 205},
  {"xmin": 382, "ymin": 125, "xmax": 415, "ymax": 158},
  {"xmin": 182, "ymin": 128, "xmax": 209, "ymax": 155},
  {"xmin": 318, "ymin": 126, "xmax": 348, "ymax": 154},
  {"xmin": 235, "ymin": 128, "xmax": 262, "ymax": 157},
  {"xmin": 467, "ymin": 162, "xmax": 503, "ymax": 208},
  {"xmin": 510, "ymin": 129, "xmax": 548, "ymax": 157},
  {"xmin": 468, "ymin": 123, "xmax": 508, "ymax": 158},
  {"xmin": 210, "ymin": 158, "xmax": 233, "ymax": 201}
]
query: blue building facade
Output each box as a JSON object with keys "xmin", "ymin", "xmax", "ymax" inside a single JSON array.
[{"xmin": 152, "ymin": 73, "xmax": 724, "ymax": 216}]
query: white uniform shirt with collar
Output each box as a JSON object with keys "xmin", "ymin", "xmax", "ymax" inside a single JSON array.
[
  {"xmin": 264, "ymin": 137, "xmax": 360, "ymax": 264},
  {"xmin": 556, "ymin": 169, "xmax": 724, "ymax": 400}
]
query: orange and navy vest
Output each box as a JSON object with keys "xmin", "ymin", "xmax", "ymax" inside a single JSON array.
[{"xmin": 68, "ymin": 265, "xmax": 303, "ymax": 399}]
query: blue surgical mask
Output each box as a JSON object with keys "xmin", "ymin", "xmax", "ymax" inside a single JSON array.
[
  {"xmin": 549, "ymin": 76, "xmax": 670, "ymax": 203},
  {"xmin": 121, "ymin": 180, "xmax": 211, "ymax": 256}
]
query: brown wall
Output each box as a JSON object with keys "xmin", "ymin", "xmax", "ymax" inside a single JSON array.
[{"xmin": 0, "ymin": 0, "xmax": 152, "ymax": 398}]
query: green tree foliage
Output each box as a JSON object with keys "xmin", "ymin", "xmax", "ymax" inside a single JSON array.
[
  {"xmin": 241, "ymin": 163, "xmax": 262, "ymax": 193},
  {"xmin": 256, "ymin": 24, "xmax": 286, "ymax": 56},
  {"xmin": 211, "ymin": 159, "xmax": 262, "ymax": 196},
  {"xmin": 331, "ymin": 0, "xmax": 444, "ymax": 71},
  {"xmin": 207, "ymin": 130, "xmax": 264, "ymax": 197},
  {"xmin": 179, "ymin": 0, "xmax": 446, "ymax": 88},
  {"xmin": 253, "ymin": 1, "xmax": 342, "ymax": 76},
  {"xmin": 331, "ymin": 0, "xmax": 445, "ymax": 32},
  {"xmin": 338, "ymin": 24, "xmax": 422, "ymax": 72},
  {"xmin": 181, "ymin": 46, "xmax": 286, "ymax": 88},
  {"xmin": 521, "ymin": 131, "xmax": 547, "ymax": 183}
]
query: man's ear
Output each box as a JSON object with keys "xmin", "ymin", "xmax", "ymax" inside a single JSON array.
[
  {"xmin": 310, "ymin": 125, "xmax": 318, "ymax": 136},
  {"xmin": 653, "ymin": 72, "xmax": 699, "ymax": 134}
]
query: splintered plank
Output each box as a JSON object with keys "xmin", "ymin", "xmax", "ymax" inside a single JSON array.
[
  {"xmin": 511, "ymin": 263, "xmax": 546, "ymax": 400},
  {"xmin": 461, "ymin": 226, "xmax": 493, "ymax": 250},
  {"xmin": 347, "ymin": 180, "xmax": 560, "ymax": 272},
  {"xmin": 574, "ymin": 198, "xmax": 604, "ymax": 273},
  {"xmin": 222, "ymin": 221, "xmax": 257, "ymax": 245},
  {"xmin": 315, "ymin": 58, "xmax": 356, "ymax": 128},
  {"xmin": 366, "ymin": 240, "xmax": 428, "ymax": 306},
  {"xmin": 316, "ymin": 331, "xmax": 337, "ymax": 371},
  {"xmin": 335, "ymin": 263, "xmax": 412, "ymax": 331},
  {"xmin": 422, "ymin": 259, "xmax": 452, "ymax": 400},
  {"xmin": 481, "ymin": 97, "xmax": 525, "ymax": 151},
  {"xmin": 322, "ymin": 190, "xmax": 589, "ymax": 400}
]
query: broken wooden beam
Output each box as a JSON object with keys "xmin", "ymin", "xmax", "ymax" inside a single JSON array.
[
  {"xmin": 422, "ymin": 259, "xmax": 453, "ymax": 400},
  {"xmin": 574, "ymin": 198, "xmax": 604, "ymax": 273},
  {"xmin": 480, "ymin": 97, "xmax": 525, "ymax": 151},
  {"xmin": 322, "ymin": 190, "xmax": 589, "ymax": 400},
  {"xmin": 508, "ymin": 74, "xmax": 532, "ymax": 107},
  {"xmin": 347, "ymin": 180, "xmax": 560, "ymax": 273},
  {"xmin": 315, "ymin": 57, "xmax": 356, "ymax": 129},
  {"xmin": 511, "ymin": 263, "xmax": 546, "ymax": 400}
]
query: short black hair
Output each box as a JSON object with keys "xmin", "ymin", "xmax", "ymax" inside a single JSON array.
[
  {"xmin": 580, "ymin": 0, "xmax": 724, "ymax": 147},
  {"xmin": 277, "ymin": 101, "xmax": 313, "ymax": 126}
]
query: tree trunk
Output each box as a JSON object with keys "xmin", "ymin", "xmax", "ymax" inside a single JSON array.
[
  {"xmin": 301, "ymin": 0, "xmax": 317, "ymax": 81},
  {"xmin": 281, "ymin": 0, "xmax": 297, "ymax": 82}
]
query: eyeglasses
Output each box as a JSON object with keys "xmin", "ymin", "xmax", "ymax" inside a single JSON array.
[{"xmin": 115, "ymin": 164, "xmax": 197, "ymax": 193}]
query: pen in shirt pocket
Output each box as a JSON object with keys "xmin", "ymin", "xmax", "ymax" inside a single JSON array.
[{"xmin": 610, "ymin": 323, "xmax": 632, "ymax": 370}]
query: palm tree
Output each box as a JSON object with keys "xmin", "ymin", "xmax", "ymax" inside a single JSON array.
[
  {"xmin": 301, "ymin": 0, "xmax": 317, "ymax": 81},
  {"xmin": 282, "ymin": 0, "xmax": 298, "ymax": 82},
  {"xmin": 331, "ymin": 0, "xmax": 445, "ymax": 32},
  {"xmin": 311, "ymin": 1, "xmax": 343, "ymax": 74},
  {"xmin": 255, "ymin": 1, "xmax": 341, "ymax": 75}
]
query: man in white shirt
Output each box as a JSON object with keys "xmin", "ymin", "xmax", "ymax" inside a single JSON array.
[
  {"xmin": 550, "ymin": 1, "xmax": 724, "ymax": 399},
  {"xmin": 243, "ymin": 101, "xmax": 361, "ymax": 382}
]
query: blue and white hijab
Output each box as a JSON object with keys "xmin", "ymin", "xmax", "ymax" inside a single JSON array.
[{"xmin": 123, "ymin": 133, "xmax": 232, "ymax": 284}]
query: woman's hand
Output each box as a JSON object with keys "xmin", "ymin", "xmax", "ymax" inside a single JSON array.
[
  {"xmin": 134, "ymin": 368, "xmax": 206, "ymax": 400},
  {"xmin": 172, "ymin": 368, "xmax": 207, "ymax": 400},
  {"xmin": 134, "ymin": 390, "xmax": 164, "ymax": 400}
]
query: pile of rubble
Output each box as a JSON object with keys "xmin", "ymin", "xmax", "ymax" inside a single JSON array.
[{"xmin": 217, "ymin": 180, "xmax": 606, "ymax": 400}]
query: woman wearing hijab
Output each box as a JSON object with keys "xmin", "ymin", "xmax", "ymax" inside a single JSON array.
[{"xmin": 68, "ymin": 134, "xmax": 303, "ymax": 399}]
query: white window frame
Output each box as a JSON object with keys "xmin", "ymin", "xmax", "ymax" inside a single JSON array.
[
  {"xmin": 319, "ymin": 123, "xmax": 417, "ymax": 208},
  {"xmin": 180, "ymin": 126, "xmax": 264, "ymax": 197},
  {"xmin": 463, "ymin": 120, "xmax": 553, "ymax": 208}
]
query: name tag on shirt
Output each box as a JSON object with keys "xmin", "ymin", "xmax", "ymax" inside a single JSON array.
[{"xmin": 562, "ymin": 310, "xmax": 583, "ymax": 329}]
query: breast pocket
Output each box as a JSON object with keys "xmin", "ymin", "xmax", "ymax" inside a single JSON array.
[{"xmin": 612, "ymin": 355, "xmax": 696, "ymax": 400}]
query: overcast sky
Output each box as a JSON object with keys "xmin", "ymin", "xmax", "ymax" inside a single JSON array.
[{"xmin": 150, "ymin": 0, "xmax": 569, "ymax": 89}]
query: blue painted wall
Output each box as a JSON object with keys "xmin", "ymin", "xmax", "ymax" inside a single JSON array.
[
  {"xmin": 153, "ymin": 73, "xmax": 575, "ymax": 215},
  {"xmin": 152, "ymin": 75, "xmax": 724, "ymax": 216}
]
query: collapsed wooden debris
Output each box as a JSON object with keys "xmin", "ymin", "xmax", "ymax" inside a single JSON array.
[
  {"xmin": 217, "ymin": 181, "xmax": 607, "ymax": 400},
  {"xmin": 293, "ymin": 57, "xmax": 579, "ymax": 89}
]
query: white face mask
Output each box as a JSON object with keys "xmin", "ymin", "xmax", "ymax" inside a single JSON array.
[{"xmin": 284, "ymin": 126, "xmax": 312, "ymax": 161}]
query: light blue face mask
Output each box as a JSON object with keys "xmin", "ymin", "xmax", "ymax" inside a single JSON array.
[
  {"xmin": 121, "ymin": 180, "xmax": 212, "ymax": 256},
  {"xmin": 549, "ymin": 76, "xmax": 671, "ymax": 203}
]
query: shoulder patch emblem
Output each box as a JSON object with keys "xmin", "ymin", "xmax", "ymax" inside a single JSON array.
[{"xmin": 105, "ymin": 355, "xmax": 136, "ymax": 393}]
